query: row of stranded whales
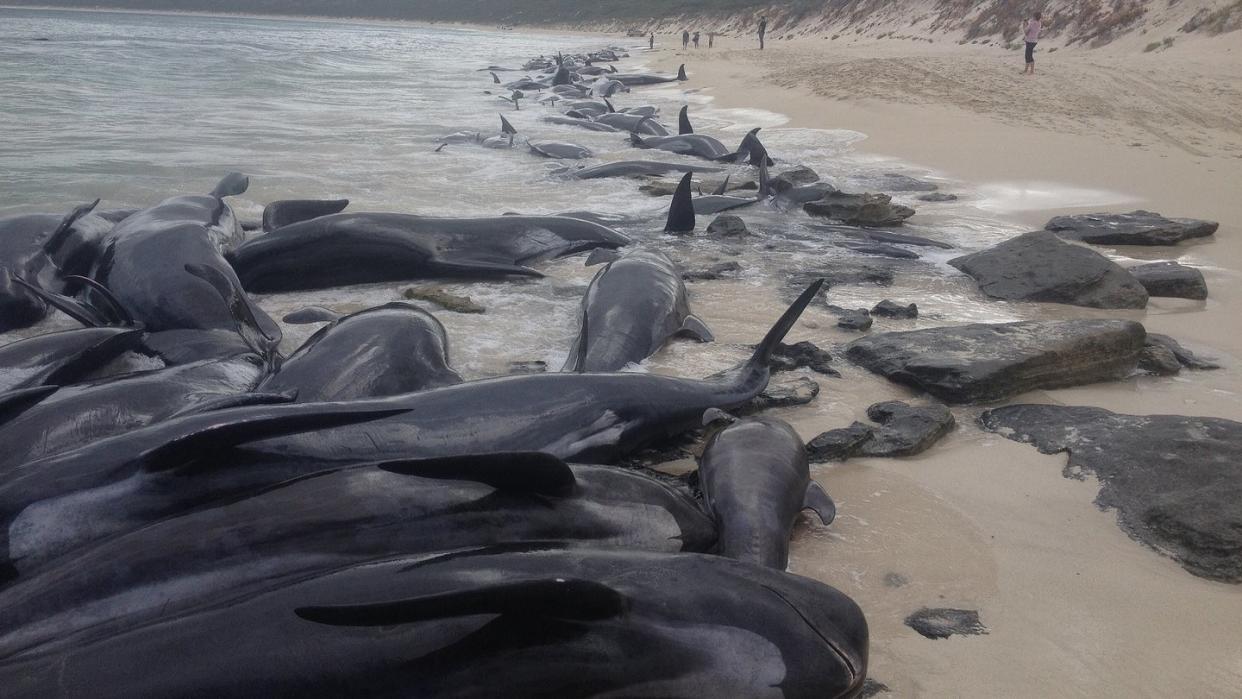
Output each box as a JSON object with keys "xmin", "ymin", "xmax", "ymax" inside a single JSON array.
[
  {"xmin": 0, "ymin": 547, "xmax": 866, "ymax": 698},
  {"xmin": 0, "ymin": 45, "xmax": 870, "ymax": 696},
  {"xmin": 0, "ymin": 280, "xmax": 822, "ymax": 581}
]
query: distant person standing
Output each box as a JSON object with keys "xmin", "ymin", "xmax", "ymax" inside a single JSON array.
[
  {"xmin": 758, "ymin": 17, "xmax": 767, "ymax": 49},
  {"xmin": 649, "ymin": 32, "xmax": 654, "ymax": 50},
  {"xmin": 682, "ymin": 30, "xmax": 690, "ymax": 49},
  {"xmin": 708, "ymin": 32, "xmax": 715, "ymax": 48},
  {"xmin": 1022, "ymin": 11, "xmax": 1042, "ymax": 74},
  {"xmin": 693, "ymin": 31, "xmax": 700, "ymax": 49}
]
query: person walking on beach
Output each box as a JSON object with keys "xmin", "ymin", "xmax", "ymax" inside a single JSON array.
[
  {"xmin": 649, "ymin": 32, "xmax": 654, "ymax": 50},
  {"xmin": 1022, "ymin": 11, "xmax": 1042, "ymax": 74},
  {"xmin": 758, "ymin": 17, "xmax": 767, "ymax": 50},
  {"xmin": 692, "ymin": 31, "xmax": 700, "ymax": 49},
  {"xmin": 682, "ymin": 30, "xmax": 690, "ymax": 49},
  {"xmin": 708, "ymin": 32, "xmax": 715, "ymax": 49}
]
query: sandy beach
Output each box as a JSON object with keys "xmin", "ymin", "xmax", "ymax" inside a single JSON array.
[{"xmin": 643, "ymin": 31, "xmax": 1242, "ymax": 697}]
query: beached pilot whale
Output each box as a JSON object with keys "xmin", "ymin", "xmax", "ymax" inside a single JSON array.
[
  {"xmin": 0, "ymin": 546, "xmax": 867, "ymax": 699},
  {"xmin": 0, "ymin": 326, "xmax": 143, "ymax": 393},
  {"xmin": 564, "ymin": 249, "xmax": 713, "ymax": 372},
  {"xmin": 611, "ymin": 63, "xmax": 688, "ymax": 85},
  {"xmin": 698, "ymin": 413, "xmax": 837, "ymax": 569},
  {"xmin": 0, "ymin": 280, "xmax": 823, "ymax": 576},
  {"xmin": 629, "ymin": 122, "xmax": 733, "ymax": 160},
  {"xmin": 227, "ymin": 212, "xmax": 631, "ymax": 292},
  {"xmin": 438, "ymin": 114, "xmax": 519, "ymax": 148},
  {"xmin": 568, "ymin": 160, "xmax": 724, "ymax": 179},
  {"xmin": 0, "ymin": 454, "xmax": 716, "ymax": 661},
  {"xmin": 261, "ymin": 302, "xmax": 462, "ymax": 401}
]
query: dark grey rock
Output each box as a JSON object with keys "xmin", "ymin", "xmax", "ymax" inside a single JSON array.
[
  {"xmin": 859, "ymin": 401, "xmax": 955, "ymax": 457},
  {"xmin": 845, "ymin": 320, "xmax": 1147, "ymax": 404},
  {"xmin": 706, "ymin": 214, "xmax": 751, "ymax": 238},
  {"xmin": 403, "ymin": 285, "xmax": 486, "ymax": 313},
  {"xmin": 807, "ymin": 422, "xmax": 874, "ymax": 462},
  {"xmin": 917, "ymin": 192, "xmax": 958, "ymax": 202},
  {"xmin": 769, "ymin": 341, "xmax": 839, "ymax": 376},
  {"xmin": 827, "ymin": 304, "xmax": 873, "ymax": 331},
  {"xmin": 905, "ymin": 608, "xmax": 988, "ymax": 639},
  {"xmin": 1138, "ymin": 343, "xmax": 1182, "ymax": 376},
  {"xmin": 1146, "ymin": 333, "xmax": 1220, "ymax": 370},
  {"xmin": 872, "ymin": 300, "xmax": 918, "ymax": 319},
  {"xmin": 638, "ymin": 179, "xmax": 683, "ymax": 196},
  {"xmin": 788, "ymin": 265, "xmax": 895, "ymax": 293},
  {"xmin": 682, "ymin": 260, "xmax": 742, "ymax": 281},
  {"xmin": 805, "ymin": 192, "xmax": 916, "ymax": 226},
  {"xmin": 775, "ymin": 182, "xmax": 839, "ymax": 205},
  {"xmin": 1128, "ymin": 261, "xmax": 1208, "ymax": 300},
  {"xmin": 1045, "ymin": 210, "xmax": 1219, "ymax": 246},
  {"xmin": 771, "ymin": 165, "xmax": 820, "ymax": 192},
  {"xmin": 507, "ymin": 360, "xmax": 547, "ymax": 374},
  {"xmin": 979, "ymin": 404, "xmax": 1242, "ymax": 583},
  {"xmin": 744, "ymin": 375, "xmax": 820, "ymax": 413},
  {"xmin": 948, "ymin": 231, "xmax": 1149, "ymax": 309}
]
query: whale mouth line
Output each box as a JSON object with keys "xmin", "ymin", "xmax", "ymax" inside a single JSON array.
[{"xmin": 761, "ymin": 582, "xmax": 860, "ymax": 681}]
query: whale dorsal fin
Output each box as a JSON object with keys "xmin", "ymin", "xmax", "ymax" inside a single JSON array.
[
  {"xmin": 712, "ymin": 175, "xmax": 731, "ymax": 196},
  {"xmin": 295, "ymin": 578, "xmax": 626, "ymax": 627},
  {"xmin": 499, "ymin": 114, "xmax": 517, "ymax": 135},
  {"xmin": 376, "ymin": 452, "xmax": 576, "ymax": 496},
  {"xmin": 209, "ymin": 172, "xmax": 249, "ymax": 199},
  {"xmin": 802, "ymin": 481, "xmax": 837, "ymax": 525},
  {"xmin": 678, "ymin": 105, "xmax": 693, "ymax": 135},
  {"xmin": 664, "ymin": 173, "xmax": 695, "ymax": 233}
]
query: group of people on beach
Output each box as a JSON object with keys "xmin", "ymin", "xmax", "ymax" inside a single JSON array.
[{"xmin": 650, "ymin": 17, "xmax": 768, "ymax": 52}]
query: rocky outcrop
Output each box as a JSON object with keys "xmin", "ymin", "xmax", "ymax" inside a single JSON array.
[
  {"xmin": 917, "ymin": 192, "xmax": 958, "ymax": 202},
  {"xmin": 827, "ymin": 304, "xmax": 873, "ymax": 331},
  {"xmin": 403, "ymin": 285, "xmax": 485, "ymax": 313},
  {"xmin": 804, "ymin": 192, "xmax": 915, "ymax": 226},
  {"xmin": 807, "ymin": 401, "xmax": 955, "ymax": 462},
  {"xmin": 743, "ymin": 375, "xmax": 820, "ymax": 413},
  {"xmin": 771, "ymin": 165, "xmax": 820, "ymax": 192},
  {"xmin": 1146, "ymin": 333, "xmax": 1220, "ymax": 370},
  {"xmin": 682, "ymin": 260, "xmax": 742, "ymax": 281},
  {"xmin": 1045, "ymin": 210, "xmax": 1219, "ymax": 246},
  {"xmin": 845, "ymin": 320, "xmax": 1147, "ymax": 403},
  {"xmin": 1128, "ymin": 261, "xmax": 1208, "ymax": 300},
  {"xmin": 979, "ymin": 404, "xmax": 1242, "ymax": 583},
  {"xmin": 768, "ymin": 340, "xmax": 838, "ymax": 376},
  {"xmin": 948, "ymin": 231, "xmax": 1149, "ymax": 309}
]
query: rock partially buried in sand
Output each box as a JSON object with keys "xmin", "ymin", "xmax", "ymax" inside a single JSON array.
[
  {"xmin": 948, "ymin": 231, "xmax": 1149, "ymax": 309},
  {"xmin": 917, "ymin": 192, "xmax": 958, "ymax": 202},
  {"xmin": 904, "ymin": 608, "xmax": 988, "ymax": 639},
  {"xmin": 706, "ymin": 214, "xmax": 751, "ymax": 237},
  {"xmin": 1045, "ymin": 210, "xmax": 1219, "ymax": 246},
  {"xmin": 804, "ymin": 192, "xmax": 916, "ymax": 227},
  {"xmin": 1146, "ymin": 333, "xmax": 1220, "ymax": 370},
  {"xmin": 979, "ymin": 404, "xmax": 1242, "ymax": 583},
  {"xmin": 743, "ymin": 375, "xmax": 820, "ymax": 413},
  {"xmin": 768, "ymin": 340, "xmax": 838, "ymax": 376},
  {"xmin": 845, "ymin": 319, "xmax": 1147, "ymax": 403},
  {"xmin": 871, "ymin": 172, "xmax": 939, "ymax": 192},
  {"xmin": 682, "ymin": 260, "xmax": 742, "ymax": 281},
  {"xmin": 827, "ymin": 304, "xmax": 873, "ymax": 331},
  {"xmin": 1128, "ymin": 261, "xmax": 1208, "ymax": 300},
  {"xmin": 872, "ymin": 300, "xmax": 918, "ymax": 319},
  {"xmin": 402, "ymin": 285, "xmax": 485, "ymax": 314},
  {"xmin": 807, "ymin": 401, "xmax": 954, "ymax": 462},
  {"xmin": 1138, "ymin": 342, "xmax": 1182, "ymax": 376}
]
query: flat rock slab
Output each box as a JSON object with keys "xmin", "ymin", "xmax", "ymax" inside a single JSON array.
[
  {"xmin": 743, "ymin": 375, "xmax": 820, "ymax": 413},
  {"xmin": 845, "ymin": 320, "xmax": 1146, "ymax": 404},
  {"xmin": 807, "ymin": 401, "xmax": 954, "ymax": 462},
  {"xmin": 403, "ymin": 285, "xmax": 485, "ymax": 313},
  {"xmin": 917, "ymin": 192, "xmax": 958, "ymax": 202},
  {"xmin": 1045, "ymin": 210, "xmax": 1219, "ymax": 246},
  {"xmin": 706, "ymin": 214, "xmax": 751, "ymax": 238},
  {"xmin": 768, "ymin": 341, "xmax": 839, "ymax": 377},
  {"xmin": 904, "ymin": 608, "xmax": 988, "ymax": 639},
  {"xmin": 949, "ymin": 231, "xmax": 1148, "ymax": 309},
  {"xmin": 1128, "ymin": 261, "xmax": 1208, "ymax": 300},
  {"xmin": 872, "ymin": 300, "xmax": 918, "ymax": 319},
  {"xmin": 1146, "ymin": 333, "xmax": 1220, "ymax": 370},
  {"xmin": 805, "ymin": 192, "xmax": 915, "ymax": 227},
  {"xmin": 827, "ymin": 304, "xmax": 873, "ymax": 331},
  {"xmin": 772, "ymin": 165, "xmax": 820, "ymax": 191},
  {"xmin": 682, "ymin": 260, "xmax": 742, "ymax": 281},
  {"xmin": 979, "ymin": 405, "xmax": 1242, "ymax": 583}
]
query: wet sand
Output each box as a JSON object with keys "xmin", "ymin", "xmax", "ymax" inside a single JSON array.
[{"xmin": 645, "ymin": 33, "xmax": 1242, "ymax": 696}]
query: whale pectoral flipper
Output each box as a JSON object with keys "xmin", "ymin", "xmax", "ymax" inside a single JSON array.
[
  {"xmin": 376, "ymin": 452, "xmax": 576, "ymax": 495},
  {"xmin": 12, "ymin": 276, "xmax": 112, "ymax": 327},
  {"xmin": 295, "ymin": 578, "xmax": 626, "ymax": 627},
  {"xmin": 802, "ymin": 481, "xmax": 837, "ymax": 525},
  {"xmin": 283, "ymin": 306, "xmax": 343, "ymax": 324},
  {"xmin": 584, "ymin": 248, "xmax": 622, "ymax": 266},
  {"xmin": 679, "ymin": 315, "xmax": 714, "ymax": 342}
]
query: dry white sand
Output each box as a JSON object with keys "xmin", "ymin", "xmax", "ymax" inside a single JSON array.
[{"xmin": 641, "ymin": 31, "xmax": 1242, "ymax": 697}]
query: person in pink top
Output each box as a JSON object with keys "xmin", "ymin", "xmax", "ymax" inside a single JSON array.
[{"xmin": 1022, "ymin": 11, "xmax": 1043, "ymax": 74}]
